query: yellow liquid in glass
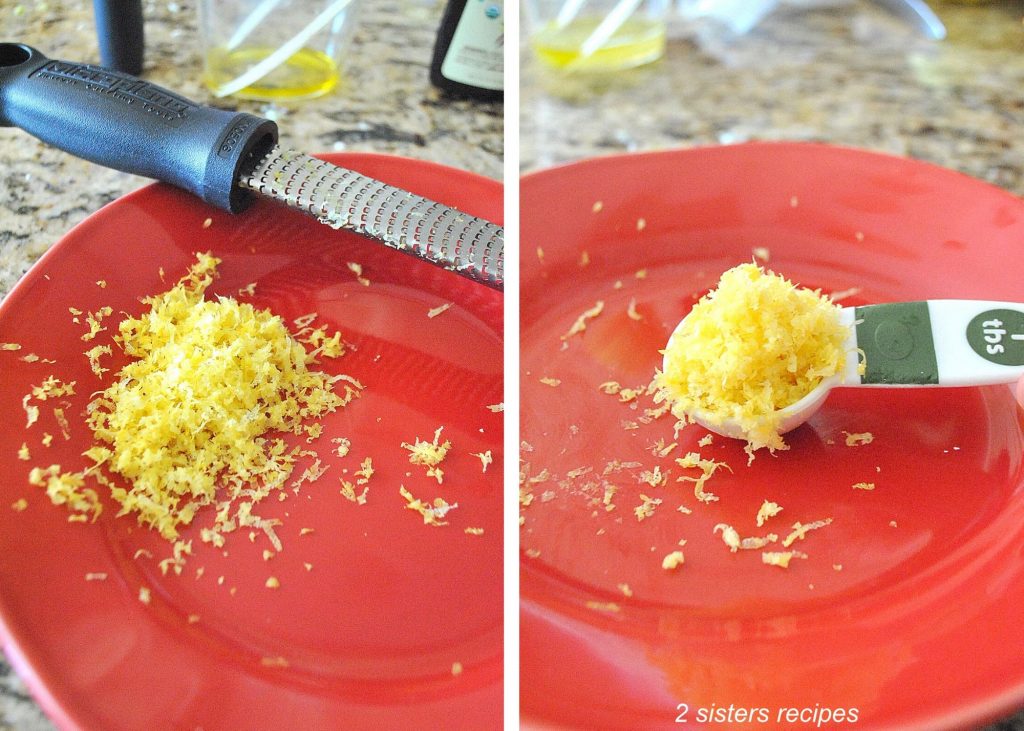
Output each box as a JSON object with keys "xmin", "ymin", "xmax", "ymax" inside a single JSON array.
[
  {"xmin": 531, "ymin": 16, "xmax": 666, "ymax": 71},
  {"xmin": 204, "ymin": 46, "xmax": 339, "ymax": 101}
]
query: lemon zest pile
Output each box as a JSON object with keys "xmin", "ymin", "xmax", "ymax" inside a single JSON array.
[
  {"xmin": 78, "ymin": 253, "xmax": 354, "ymax": 541},
  {"xmin": 658, "ymin": 263, "xmax": 849, "ymax": 456}
]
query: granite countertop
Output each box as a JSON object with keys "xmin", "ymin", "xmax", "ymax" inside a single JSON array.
[
  {"xmin": 0, "ymin": 1, "xmax": 500, "ymax": 729},
  {"xmin": 0, "ymin": 0, "xmax": 501, "ymax": 303},
  {"xmin": 522, "ymin": 2, "xmax": 1024, "ymax": 729}
]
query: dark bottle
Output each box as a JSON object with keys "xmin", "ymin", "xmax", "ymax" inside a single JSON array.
[{"xmin": 430, "ymin": 0, "xmax": 504, "ymax": 101}]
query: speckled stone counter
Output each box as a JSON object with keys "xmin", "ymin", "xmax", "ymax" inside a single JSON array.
[
  {"xmin": 0, "ymin": 0, "xmax": 501, "ymax": 303},
  {"xmin": 522, "ymin": 2, "xmax": 1024, "ymax": 729},
  {"xmin": 0, "ymin": 1, "xmax": 500, "ymax": 729},
  {"xmin": 522, "ymin": 0, "xmax": 1024, "ymax": 184}
]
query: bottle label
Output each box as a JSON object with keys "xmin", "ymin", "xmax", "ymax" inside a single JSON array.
[{"xmin": 441, "ymin": 0, "xmax": 503, "ymax": 91}]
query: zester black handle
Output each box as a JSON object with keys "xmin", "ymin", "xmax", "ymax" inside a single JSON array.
[{"xmin": 0, "ymin": 43, "xmax": 278, "ymax": 212}]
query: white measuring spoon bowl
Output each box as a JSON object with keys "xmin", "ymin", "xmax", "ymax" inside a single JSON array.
[{"xmin": 662, "ymin": 300, "xmax": 1024, "ymax": 439}]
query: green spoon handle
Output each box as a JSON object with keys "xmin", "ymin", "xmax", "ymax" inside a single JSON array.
[{"xmin": 851, "ymin": 300, "xmax": 1024, "ymax": 386}]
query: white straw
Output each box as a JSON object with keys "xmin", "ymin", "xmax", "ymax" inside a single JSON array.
[
  {"xmin": 555, "ymin": 0, "xmax": 588, "ymax": 28},
  {"xmin": 212, "ymin": 0, "xmax": 354, "ymax": 98},
  {"xmin": 577, "ymin": 0, "xmax": 643, "ymax": 58},
  {"xmin": 226, "ymin": 0, "xmax": 283, "ymax": 51}
]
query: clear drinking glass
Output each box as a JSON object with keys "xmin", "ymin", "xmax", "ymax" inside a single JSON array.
[
  {"xmin": 199, "ymin": 0, "xmax": 361, "ymax": 101},
  {"xmin": 524, "ymin": 0, "xmax": 669, "ymax": 72}
]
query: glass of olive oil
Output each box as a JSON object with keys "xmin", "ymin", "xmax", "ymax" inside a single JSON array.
[
  {"xmin": 525, "ymin": 0, "xmax": 669, "ymax": 72},
  {"xmin": 199, "ymin": 0, "xmax": 361, "ymax": 101}
]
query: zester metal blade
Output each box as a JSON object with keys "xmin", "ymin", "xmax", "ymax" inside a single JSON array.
[{"xmin": 238, "ymin": 147, "xmax": 503, "ymax": 290}]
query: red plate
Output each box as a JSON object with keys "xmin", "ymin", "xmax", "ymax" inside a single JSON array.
[
  {"xmin": 0, "ymin": 153, "xmax": 502, "ymax": 730},
  {"xmin": 520, "ymin": 144, "xmax": 1024, "ymax": 730}
]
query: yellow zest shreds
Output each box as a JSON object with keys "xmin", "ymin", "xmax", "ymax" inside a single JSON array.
[
  {"xmin": 762, "ymin": 551, "xmax": 807, "ymax": 568},
  {"xmin": 617, "ymin": 583, "xmax": 633, "ymax": 597},
  {"xmin": 69, "ymin": 307, "xmax": 83, "ymax": 317},
  {"xmin": 238, "ymin": 282, "xmax": 257, "ymax": 297},
  {"xmin": 291, "ymin": 458, "xmax": 329, "ymax": 489},
  {"xmin": 637, "ymin": 218, "xmax": 647, "ymax": 232},
  {"xmin": 77, "ymin": 253, "xmax": 355, "ymax": 542},
  {"xmin": 756, "ymin": 500, "xmax": 783, "ymax": 527},
  {"xmin": 81, "ymin": 307, "xmax": 113, "ymax": 341},
  {"xmin": 487, "ymin": 403, "xmax": 504, "ymax": 413},
  {"xmin": 138, "ymin": 587, "xmax": 152, "ymax": 604},
  {"xmin": 29, "ymin": 465, "xmax": 101, "ymax": 522},
  {"xmin": 561, "ymin": 301, "xmax": 604, "ymax": 341},
  {"xmin": 19, "ymin": 353, "xmax": 38, "ymax": 362},
  {"xmin": 853, "ymin": 482, "xmax": 876, "ymax": 491},
  {"xmin": 402, "ymin": 427, "xmax": 451, "ymax": 484},
  {"xmin": 592, "ymin": 201, "xmax": 603, "ymax": 213},
  {"xmin": 427, "ymin": 303, "xmax": 453, "ymax": 319},
  {"xmin": 658, "ymin": 263, "xmax": 849, "ymax": 457},
  {"xmin": 30, "ymin": 376, "xmax": 76, "ymax": 401},
  {"xmin": 85, "ymin": 344, "xmax": 113, "ymax": 378},
  {"xmin": 525, "ymin": 548, "xmax": 541, "ymax": 558},
  {"xmin": 1, "ymin": 342, "xmax": 22, "ymax": 351},
  {"xmin": 638, "ymin": 466, "xmax": 667, "ymax": 487},
  {"xmin": 85, "ymin": 572, "xmax": 107, "ymax": 581},
  {"xmin": 714, "ymin": 523, "xmax": 741, "ymax": 551},
  {"xmin": 633, "ymin": 494, "xmax": 662, "ymax": 522},
  {"xmin": 265, "ymin": 576, "xmax": 280, "ymax": 589},
  {"xmin": 304, "ymin": 423, "xmax": 324, "ymax": 443},
  {"xmin": 844, "ymin": 431, "xmax": 874, "ymax": 447},
  {"xmin": 346, "ymin": 262, "xmax": 370, "ymax": 287},
  {"xmin": 662, "ymin": 550, "xmax": 685, "ymax": 570},
  {"xmin": 697, "ymin": 434, "xmax": 713, "ymax": 448},
  {"xmin": 473, "ymin": 450, "xmax": 493, "ymax": 473},
  {"xmin": 713, "ymin": 523, "xmax": 778, "ymax": 552},
  {"xmin": 626, "ymin": 298, "xmax": 643, "ymax": 321},
  {"xmin": 585, "ymin": 601, "xmax": 620, "ymax": 613},
  {"xmin": 451, "ymin": 662, "xmax": 463, "ymax": 676},
  {"xmin": 355, "ymin": 457, "xmax": 374, "ymax": 484},
  {"xmin": 648, "ymin": 438, "xmax": 677, "ymax": 458},
  {"xmin": 782, "ymin": 518, "xmax": 834, "ymax": 548},
  {"xmin": 53, "ymin": 408, "xmax": 70, "ymax": 440},
  {"xmin": 18, "ymin": 443, "xmax": 30, "ymax": 461},
  {"xmin": 539, "ymin": 377, "xmax": 561, "ymax": 387},
  {"xmin": 157, "ymin": 540, "xmax": 193, "ymax": 576},
  {"xmin": 41, "ymin": 433, "xmax": 53, "ymax": 447},
  {"xmin": 340, "ymin": 478, "xmax": 369, "ymax": 505},
  {"xmin": 400, "ymin": 485, "xmax": 457, "ymax": 526},
  {"xmin": 464, "ymin": 527, "xmax": 484, "ymax": 536},
  {"xmin": 331, "ymin": 437, "xmax": 351, "ymax": 458},
  {"xmin": 602, "ymin": 485, "xmax": 617, "ymax": 511},
  {"xmin": 752, "ymin": 247, "xmax": 770, "ymax": 263},
  {"xmin": 676, "ymin": 452, "xmax": 731, "ymax": 504},
  {"xmin": 11, "ymin": 498, "xmax": 28, "ymax": 512}
]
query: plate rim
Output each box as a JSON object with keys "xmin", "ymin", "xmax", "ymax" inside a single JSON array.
[
  {"xmin": 518, "ymin": 142, "xmax": 1024, "ymax": 731},
  {"xmin": 0, "ymin": 151, "xmax": 504, "ymax": 731}
]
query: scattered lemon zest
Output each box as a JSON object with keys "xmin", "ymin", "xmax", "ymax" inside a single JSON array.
[
  {"xmin": 401, "ymin": 427, "xmax": 451, "ymax": 484},
  {"xmin": 562, "ymin": 301, "xmax": 604, "ymax": 341},
  {"xmin": 782, "ymin": 518, "xmax": 834, "ymax": 548}
]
